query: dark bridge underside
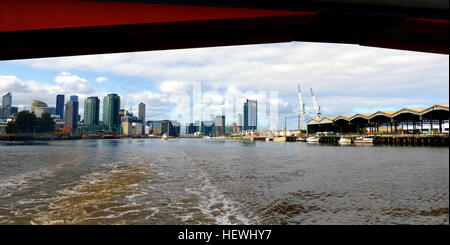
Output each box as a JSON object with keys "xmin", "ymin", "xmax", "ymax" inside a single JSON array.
[{"xmin": 0, "ymin": 0, "xmax": 448, "ymax": 60}]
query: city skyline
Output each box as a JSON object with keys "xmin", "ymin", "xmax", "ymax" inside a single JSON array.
[{"xmin": 0, "ymin": 42, "xmax": 448, "ymax": 129}]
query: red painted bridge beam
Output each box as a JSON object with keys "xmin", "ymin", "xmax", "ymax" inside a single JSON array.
[{"xmin": 0, "ymin": 0, "xmax": 447, "ymax": 60}]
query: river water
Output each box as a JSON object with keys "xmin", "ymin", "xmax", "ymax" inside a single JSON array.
[{"xmin": 0, "ymin": 139, "xmax": 448, "ymax": 225}]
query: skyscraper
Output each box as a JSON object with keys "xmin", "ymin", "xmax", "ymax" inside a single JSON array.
[
  {"xmin": 56, "ymin": 94, "xmax": 65, "ymax": 119},
  {"xmin": 70, "ymin": 95, "xmax": 79, "ymax": 124},
  {"xmin": 103, "ymin": 94, "xmax": 121, "ymax": 131},
  {"xmin": 236, "ymin": 113, "xmax": 243, "ymax": 131},
  {"xmin": 138, "ymin": 102, "xmax": 146, "ymax": 123},
  {"xmin": 2, "ymin": 92, "xmax": 12, "ymax": 118},
  {"xmin": 64, "ymin": 101, "xmax": 77, "ymax": 130},
  {"xmin": 84, "ymin": 96, "xmax": 100, "ymax": 125},
  {"xmin": 244, "ymin": 99, "xmax": 257, "ymax": 131}
]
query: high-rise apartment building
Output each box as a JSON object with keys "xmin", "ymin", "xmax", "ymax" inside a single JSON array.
[
  {"xmin": 2, "ymin": 92, "xmax": 12, "ymax": 118},
  {"xmin": 103, "ymin": 94, "xmax": 121, "ymax": 131},
  {"xmin": 70, "ymin": 95, "xmax": 79, "ymax": 124},
  {"xmin": 84, "ymin": 96, "xmax": 100, "ymax": 125},
  {"xmin": 56, "ymin": 94, "xmax": 65, "ymax": 119},
  {"xmin": 64, "ymin": 101, "xmax": 77, "ymax": 129},
  {"xmin": 244, "ymin": 99, "xmax": 257, "ymax": 131},
  {"xmin": 138, "ymin": 102, "xmax": 145, "ymax": 123}
]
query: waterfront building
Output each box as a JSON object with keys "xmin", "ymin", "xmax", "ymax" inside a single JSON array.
[
  {"xmin": 213, "ymin": 115, "xmax": 225, "ymax": 136},
  {"xmin": 306, "ymin": 104, "xmax": 449, "ymax": 135},
  {"xmin": 147, "ymin": 120, "xmax": 180, "ymax": 137},
  {"xmin": 10, "ymin": 107, "xmax": 18, "ymax": 116},
  {"xmin": 121, "ymin": 116, "xmax": 132, "ymax": 136},
  {"xmin": 236, "ymin": 113, "xmax": 243, "ymax": 132},
  {"xmin": 84, "ymin": 96, "xmax": 100, "ymax": 126},
  {"xmin": 1, "ymin": 92, "xmax": 12, "ymax": 118},
  {"xmin": 138, "ymin": 102, "xmax": 145, "ymax": 123},
  {"xmin": 171, "ymin": 121, "xmax": 180, "ymax": 136},
  {"xmin": 201, "ymin": 121, "xmax": 214, "ymax": 136},
  {"xmin": 32, "ymin": 100, "xmax": 48, "ymax": 113},
  {"xmin": 49, "ymin": 107, "xmax": 56, "ymax": 115},
  {"xmin": 70, "ymin": 95, "xmax": 79, "ymax": 125},
  {"xmin": 34, "ymin": 107, "xmax": 51, "ymax": 118},
  {"xmin": 103, "ymin": 94, "xmax": 121, "ymax": 132},
  {"xmin": 132, "ymin": 122, "xmax": 143, "ymax": 136},
  {"xmin": 244, "ymin": 99, "xmax": 257, "ymax": 131},
  {"xmin": 185, "ymin": 123, "xmax": 199, "ymax": 134},
  {"xmin": 64, "ymin": 101, "xmax": 77, "ymax": 130},
  {"xmin": 56, "ymin": 94, "xmax": 65, "ymax": 119}
]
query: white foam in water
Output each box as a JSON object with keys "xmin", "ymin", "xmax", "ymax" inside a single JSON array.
[{"xmin": 180, "ymin": 150, "xmax": 256, "ymax": 225}]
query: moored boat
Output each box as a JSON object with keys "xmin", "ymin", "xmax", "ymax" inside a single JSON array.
[
  {"xmin": 338, "ymin": 137, "xmax": 352, "ymax": 144},
  {"xmin": 306, "ymin": 136, "xmax": 320, "ymax": 143},
  {"xmin": 354, "ymin": 136, "xmax": 373, "ymax": 144},
  {"xmin": 273, "ymin": 137, "xmax": 287, "ymax": 142}
]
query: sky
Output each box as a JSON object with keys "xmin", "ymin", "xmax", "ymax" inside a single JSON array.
[{"xmin": 0, "ymin": 41, "xmax": 448, "ymax": 130}]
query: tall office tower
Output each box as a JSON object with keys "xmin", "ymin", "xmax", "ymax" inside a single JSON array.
[
  {"xmin": 2, "ymin": 92, "xmax": 12, "ymax": 118},
  {"xmin": 236, "ymin": 113, "xmax": 243, "ymax": 131},
  {"xmin": 64, "ymin": 101, "xmax": 77, "ymax": 129},
  {"xmin": 70, "ymin": 95, "xmax": 79, "ymax": 124},
  {"xmin": 138, "ymin": 102, "xmax": 146, "ymax": 123},
  {"xmin": 84, "ymin": 96, "xmax": 100, "ymax": 125},
  {"xmin": 243, "ymin": 99, "xmax": 257, "ymax": 131},
  {"xmin": 56, "ymin": 94, "xmax": 65, "ymax": 119},
  {"xmin": 103, "ymin": 93, "xmax": 121, "ymax": 131},
  {"xmin": 70, "ymin": 95, "xmax": 78, "ymax": 102}
]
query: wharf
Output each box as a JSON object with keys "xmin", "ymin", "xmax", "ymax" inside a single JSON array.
[
  {"xmin": 317, "ymin": 135, "xmax": 449, "ymax": 146},
  {"xmin": 0, "ymin": 134, "xmax": 82, "ymax": 141}
]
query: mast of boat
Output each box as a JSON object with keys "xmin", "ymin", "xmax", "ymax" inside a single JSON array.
[
  {"xmin": 310, "ymin": 88, "xmax": 321, "ymax": 119},
  {"xmin": 298, "ymin": 84, "xmax": 306, "ymax": 130},
  {"xmin": 284, "ymin": 116, "xmax": 287, "ymax": 136}
]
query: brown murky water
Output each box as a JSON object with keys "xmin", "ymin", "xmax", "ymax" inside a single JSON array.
[{"xmin": 0, "ymin": 139, "xmax": 448, "ymax": 225}]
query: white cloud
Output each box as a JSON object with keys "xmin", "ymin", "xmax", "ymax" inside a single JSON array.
[
  {"xmin": 54, "ymin": 71, "xmax": 93, "ymax": 93},
  {"xmin": 95, "ymin": 76, "xmax": 108, "ymax": 83}
]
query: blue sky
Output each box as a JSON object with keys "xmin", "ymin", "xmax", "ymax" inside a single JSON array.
[{"xmin": 0, "ymin": 42, "xmax": 448, "ymax": 130}]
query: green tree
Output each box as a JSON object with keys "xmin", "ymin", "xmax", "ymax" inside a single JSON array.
[
  {"xmin": 6, "ymin": 121, "xmax": 18, "ymax": 134},
  {"xmin": 36, "ymin": 112, "xmax": 55, "ymax": 133},
  {"xmin": 14, "ymin": 110, "xmax": 37, "ymax": 133}
]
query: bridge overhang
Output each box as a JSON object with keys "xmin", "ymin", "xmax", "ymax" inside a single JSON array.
[{"xmin": 0, "ymin": 0, "xmax": 448, "ymax": 60}]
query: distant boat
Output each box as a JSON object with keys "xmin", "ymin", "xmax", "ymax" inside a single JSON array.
[
  {"xmin": 162, "ymin": 133, "xmax": 168, "ymax": 140},
  {"xmin": 338, "ymin": 137, "xmax": 352, "ymax": 144},
  {"xmin": 354, "ymin": 136, "xmax": 373, "ymax": 144},
  {"xmin": 265, "ymin": 137, "xmax": 273, "ymax": 141},
  {"xmin": 306, "ymin": 136, "xmax": 320, "ymax": 143},
  {"xmin": 273, "ymin": 137, "xmax": 286, "ymax": 142},
  {"xmin": 296, "ymin": 137, "xmax": 306, "ymax": 142}
]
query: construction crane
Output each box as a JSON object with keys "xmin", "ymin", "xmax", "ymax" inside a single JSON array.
[
  {"xmin": 270, "ymin": 118, "xmax": 279, "ymax": 136},
  {"xmin": 297, "ymin": 84, "xmax": 305, "ymax": 130},
  {"xmin": 310, "ymin": 88, "xmax": 321, "ymax": 119}
]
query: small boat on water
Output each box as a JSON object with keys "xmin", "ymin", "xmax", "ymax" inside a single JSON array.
[
  {"xmin": 354, "ymin": 136, "xmax": 373, "ymax": 144},
  {"xmin": 296, "ymin": 137, "xmax": 306, "ymax": 142},
  {"xmin": 338, "ymin": 137, "xmax": 352, "ymax": 144},
  {"xmin": 265, "ymin": 137, "xmax": 273, "ymax": 141},
  {"xmin": 273, "ymin": 137, "xmax": 286, "ymax": 142},
  {"xmin": 162, "ymin": 133, "xmax": 168, "ymax": 140},
  {"xmin": 306, "ymin": 136, "xmax": 320, "ymax": 143}
]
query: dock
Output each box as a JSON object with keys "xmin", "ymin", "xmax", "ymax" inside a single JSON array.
[{"xmin": 317, "ymin": 135, "xmax": 449, "ymax": 146}]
